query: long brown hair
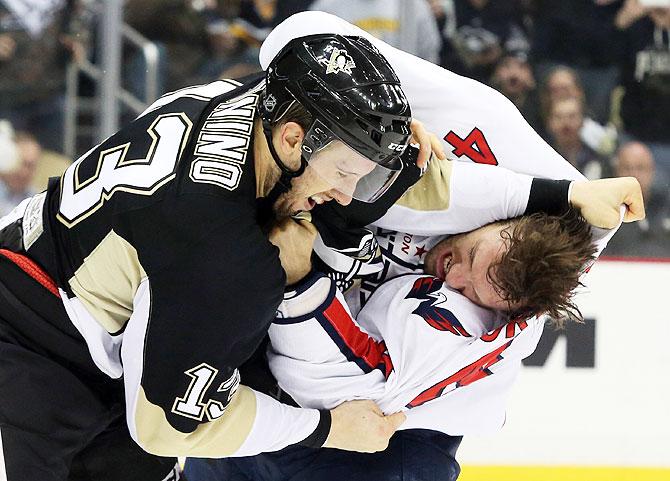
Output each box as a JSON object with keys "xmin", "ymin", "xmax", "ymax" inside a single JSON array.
[{"xmin": 488, "ymin": 210, "xmax": 597, "ymax": 327}]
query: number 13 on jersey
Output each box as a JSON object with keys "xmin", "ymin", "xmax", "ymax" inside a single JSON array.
[{"xmin": 58, "ymin": 113, "xmax": 192, "ymax": 228}]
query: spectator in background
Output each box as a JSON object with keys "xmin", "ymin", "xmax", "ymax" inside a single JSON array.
[
  {"xmin": 427, "ymin": 0, "xmax": 457, "ymax": 69},
  {"xmin": 271, "ymin": 1, "xmax": 315, "ymax": 26},
  {"xmin": 309, "ymin": 0, "xmax": 441, "ymax": 63},
  {"xmin": 530, "ymin": 0, "xmax": 623, "ymax": 124},
  {"xmin": 0, "ymin": 130, "xmax": 39, "ymax": 216},
  {"xmin": 0, "ymin": 1, "xmax": 83, "ymax": 153},
  {"xmin": 126, "ymin": 1, "xmax": 269, "ymax": 91},
  {"xmin": 539, "ymin": 66, "xmax": 619, "ymax": 158},
  {"xmin": 0, "ymin": 123, "xmax": 69, "ymax": 216},
  {"xmin": 544, "ymin": 97, "xmax": 612, "ymax": 180},
  {"xmin": 489, "ymin": 50, "xmax": 541, "ymax": 130},
  {"xmin": 606, "ymin": 141, "xmax": 670, "ymax": 257},
  {"xmin": 438, "ymin": 0, "xmax": 530, "ymax": 83},
  {"xmin": 198, "ymin": 17, "xmax": 262, "ymax": 80},
  {"xmin": 0, "ymin": 120, "xmax": 18, "ymax": 176},
  {"xmin": 14, "ymin": 131, "xmax": 71, "ymax": 192},
  {"xmin": 614, "ymin": 0, "xmax": 670, "ymax": 170}
]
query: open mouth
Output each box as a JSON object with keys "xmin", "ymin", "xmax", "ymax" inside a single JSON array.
[{"xmin": 307, "ymin": 195, "xmax": 330, "ymax": 210}]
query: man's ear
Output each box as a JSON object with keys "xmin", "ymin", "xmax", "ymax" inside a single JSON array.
[{"xmin": 274, "ymin": 121, "xmax": 305, "ymax": 170}]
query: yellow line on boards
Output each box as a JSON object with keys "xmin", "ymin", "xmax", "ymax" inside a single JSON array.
[{"xmin": 459, "ymin": 466, "xmax": 670, "ymax": 481}]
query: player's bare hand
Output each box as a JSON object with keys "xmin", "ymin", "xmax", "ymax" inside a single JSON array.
[
  {"xmin": 268, "ymin": 214, "xmax": 317, "ymax": 285},
  {"xmin": 410, "ymin": 119, "xmax": 446, "ymax": 169},
  {"xmin": 323, "ymin": 399, "xmax": 406, "ymax": 453},
  {"xmin": 569, "ymin": 177, "xmax": 645, "ymax": 229}
]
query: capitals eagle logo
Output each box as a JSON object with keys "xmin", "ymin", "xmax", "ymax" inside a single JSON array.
[{"xmin": 405, "ymin": 277, "xmax": 471, "ymax": 337}]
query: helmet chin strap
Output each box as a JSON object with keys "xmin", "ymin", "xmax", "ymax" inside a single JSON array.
[{"xmin": 261, "ymin": 120, "xmax": 308, "ymax": 205}]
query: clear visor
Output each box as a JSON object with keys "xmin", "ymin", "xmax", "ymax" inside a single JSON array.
[{"xmin": 301, "ymin": 123, "xmax": 402, "ymax": 203}]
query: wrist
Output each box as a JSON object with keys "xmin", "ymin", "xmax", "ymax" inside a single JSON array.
[
  {"xmin": 525, "ymin": 178, "xmax": 572, "ymax": 216},
  {"xmin": 298, "ymin": 409, "xmax": 332, "ymax": 448},
  {"xmin": 568, "ymin": 180, "xmax": 586, "ymax": 211},
  {"xmin": 615, "ymin": 9, "xmax": 643, "ymax": 30},
  {"xmin": 285, "ymin": 263, "xmax": 313, "ymax": 286}
]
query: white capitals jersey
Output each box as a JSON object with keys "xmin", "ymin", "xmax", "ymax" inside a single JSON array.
[{"xmin": 269, "ymin": 272, "xmax": 543, "ymax": 436}]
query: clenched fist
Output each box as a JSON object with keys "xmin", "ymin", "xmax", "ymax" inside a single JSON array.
[
  {"xmin": 569, "ymin": 177, "xmax": 645, "ymax": 229},
  {"xmin": 268, "ymin": 214, "xmax": 317, "ymax": 285},
  {"xmin": 324, "ymin": 400, "xmax": 406, "ymax": 453}
]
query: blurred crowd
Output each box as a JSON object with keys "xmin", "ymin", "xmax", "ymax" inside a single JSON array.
[{"xmin": 0, "ymin": 0, "xmax": 668, "ymax": 257}]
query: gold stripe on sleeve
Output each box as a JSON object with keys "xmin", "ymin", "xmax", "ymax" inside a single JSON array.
[
  {"xmin": 134, "ymin": 385, "xmax": 257, "ymax": 457},
  {"xmin": 69, "ymin": 230, "xmax": 146, "ymax": 334},
  {"xmin": 396, "ymin": 158, "xmax": 453, "ymax": 211}
]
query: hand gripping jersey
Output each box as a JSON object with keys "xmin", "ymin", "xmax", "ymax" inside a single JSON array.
[
  {"xmin": 268, "ymin": 218, "xmax": 539, "ymax": 437},
  {"xmin": 269, "ymin": 270, "xmax": 543, "ymax": 436},
  {"xmin": 5, "ymin": 76, "xmax": 323, "ymax": 457}
]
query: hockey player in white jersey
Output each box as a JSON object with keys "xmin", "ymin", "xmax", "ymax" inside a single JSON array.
[
  {"xmin": 267, "ymin": 209, "xmax": 597, "ymax": 438},
  {"xmin": 269, "ymin": 272, "xmax": 542, "ymax": 437}
]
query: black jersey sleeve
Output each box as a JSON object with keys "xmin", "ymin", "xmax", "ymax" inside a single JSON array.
[{"xmin": 122, "ymin": 211, "xmax": 323, "ymax": 457}]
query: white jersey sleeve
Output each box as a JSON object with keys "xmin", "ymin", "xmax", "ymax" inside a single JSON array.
[
  {"xmin": 260, "ymin": 11, "xmax": 582, "ymax": 181},
  {"xmin": 268, "ymin": 272, "xmax": 543, "ymax": 436},
  {"xmin": 372, "ymin": 160, "xmax": 533, "ymax": 236},
  {"xmin": 269, "ymin": 274, "xmax": 390, "ymax": 410}
]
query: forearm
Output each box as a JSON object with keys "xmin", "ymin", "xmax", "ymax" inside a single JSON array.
[
  {"xmin": 373, "ymin": 160, "xmax": 535, "ymax": 236},
  {"xmin": 127, "ymin": 381, "xmax": 325, "ymax": 457}
]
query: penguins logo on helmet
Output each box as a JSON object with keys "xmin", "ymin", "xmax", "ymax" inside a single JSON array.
[
  {"xmin": 324, "ymin": 48, "xmax": 356, "ymax": 75},
  {"xmin": 263, "ymin": 93, "xmax": 278, "ymax": 112},
  {"xmin": 260, "ymin": 34, "xmax": 412, "ymax": 204}
]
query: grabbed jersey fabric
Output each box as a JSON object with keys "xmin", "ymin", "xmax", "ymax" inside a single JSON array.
[{"xmin": 269, "ymin": 272, "xmax": 542, "ymax": 436}]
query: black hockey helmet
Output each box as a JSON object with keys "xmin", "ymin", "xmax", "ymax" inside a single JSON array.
[{"xmin": 259, "ymin": 34, "xmax": 412, "ymax": 203}]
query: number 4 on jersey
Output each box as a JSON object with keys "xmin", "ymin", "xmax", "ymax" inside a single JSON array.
[{"xmin": 444, "ymin": 128, "xmax": 498, "ymax": 166}]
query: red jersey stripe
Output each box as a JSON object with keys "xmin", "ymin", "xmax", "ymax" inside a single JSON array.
[{"xmin": 322, "ymin": 294, "xmax": 391, "ymax": 374}]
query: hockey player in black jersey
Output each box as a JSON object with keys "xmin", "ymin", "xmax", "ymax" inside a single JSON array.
[{"xmin": 0, "ymin": 34, "xmax": 442, "ymax": 481}]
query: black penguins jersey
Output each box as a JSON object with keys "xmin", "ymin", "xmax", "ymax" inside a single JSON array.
[{"xmin": 19, "ymin": 77, "xmax": 323, "ymax": 457}]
